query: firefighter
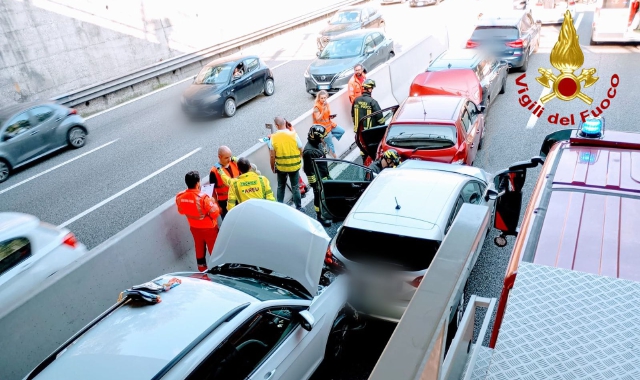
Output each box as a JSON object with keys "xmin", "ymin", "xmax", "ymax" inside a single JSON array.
[
  {"xmin": 303, "ymin": 125, "xmax": 332, "ymax": 227},
  {"xmin": 352, "ymin": 79, "xmax": 386, "ymax": 166},
  {"xmin": 368, "ymin": 149, "xmax": 401, "ymax": 174},
  {"xmin": 222, "ymin": 157, "xmax": 276, "ymax": 211},
  {"xmin": 210, "ymin": 146, "xmax": 240, "ymax": 220},
  {"xmin": 348, "ymin": 64, "xmax": 366, "ymax": 104},
  {"xmin": 176, "ymin": 171, "xmax": 221, "ymax": 272}
]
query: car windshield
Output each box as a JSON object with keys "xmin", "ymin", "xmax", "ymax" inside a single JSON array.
[
  {"xmin": 207, "ymin": 264, "xmax": 311, "ymax": 300},
  {"xmin": 320, "ymin": 38, "xmax": 363, "ymax": 59},
  {"xmin": 329, "ymin": 10, "xmax": 360, "ymax": 24},
  {"xmin": 194, "ymin": 64, "xmax": 233, "ymax": 85},
  {"xmin": 472, "ymin": 26, "xmax": 519, "ymax": 40},
  {"xmin": 336, "ymin": 227, "xmax": 440, "ymax": 271},
  {"xmin": 386, "ymin": 124, "xmax": 457, "ymax": 149}
]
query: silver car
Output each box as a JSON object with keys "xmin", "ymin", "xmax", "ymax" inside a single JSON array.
[
  {"xmin": 26, "ymin": 200, "xmax": 357, "ymax": 380},
  {"xmin": 311, "ymin": 159, "xmax": 494, "ymax": 329},
  {"xmin": 0, "ymin": 102, "xmax": 88, "ymax": 183},
  {"xmin": 0, "ymin": 213, "xmax": 87, "ymax": 319}
]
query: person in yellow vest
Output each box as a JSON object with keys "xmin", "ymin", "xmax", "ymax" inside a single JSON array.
[
  {"xmin": 221, "ymin": 157, "xmax": 275, "ymax": 211},
  {"xmin": 268, "ymin": 116, "xmax": 303, "ymax": 211}
]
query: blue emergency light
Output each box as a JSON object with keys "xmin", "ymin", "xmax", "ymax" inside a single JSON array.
[{"xmin": 578, "ymin": 117, "xmax": 604, "ymax": 138}]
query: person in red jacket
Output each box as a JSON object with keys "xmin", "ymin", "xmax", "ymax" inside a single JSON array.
[{"xmin": 176, "ymin": 171, "xmax": 221, "ymax": 272}]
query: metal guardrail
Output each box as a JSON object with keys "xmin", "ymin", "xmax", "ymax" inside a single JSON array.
[{"xmin": 51, "ymin": 0, "xmax": 367, "ymax": 107}]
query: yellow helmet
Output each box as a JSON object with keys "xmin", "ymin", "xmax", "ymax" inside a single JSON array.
[{"xmin": 383, "ymin": 149, "xmax": 400, "ymax": 167}]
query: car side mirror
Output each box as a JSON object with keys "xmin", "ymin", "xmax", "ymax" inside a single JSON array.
[
  {"xmin": 479, "ymin": 105, "xmax": 486, "ymax": 113},
  {"xmin": 364, "ymin": 47, "xmax": 374, "ymax": 55},
  {"xmin": 316, "ymin": 51, "xmax": 321, "ymax": 57},
  {"xmin": 484, "ymin": 188, "xmax": 500, "ymax": 201},
  {"xmin": 298, "ymin": 310, "xmax": 315, "ymax": 331}
]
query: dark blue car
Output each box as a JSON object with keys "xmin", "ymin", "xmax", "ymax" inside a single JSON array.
[
  {"xmin": 181, "ymin": 55, "xmax": 274, "ymax": 118},
  {"xmin": 466, "ymin": 11, "xmax": 541, "ymax": 72}
]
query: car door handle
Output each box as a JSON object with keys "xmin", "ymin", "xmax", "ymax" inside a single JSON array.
[
  {"xmin": 351, "ymin": 183, "xmax": 362, "ymax": 188},
  {"xmin": 30, "ymin": 131, "xmax": 38, "ymax": 135},
  {"xmin": 264, "ymin": 369, "xmax": 276, "ymax": 380}
]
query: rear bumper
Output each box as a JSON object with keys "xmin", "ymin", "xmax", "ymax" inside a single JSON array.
[{"xmin": 497, "ymin": 53, "xmax": 526, "ymax": 68}]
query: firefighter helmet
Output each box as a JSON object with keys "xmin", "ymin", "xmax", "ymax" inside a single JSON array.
[
  {"xmin": 383, "ymin": 149, "xmax": 401, "ymax": 167},
  {"xmin": 362, "ymin": 79, "xmax": 376, "ymax": 90},
  {"xmin": 308, "ymin": 124, "xmax": 326, "ymax": 143}
]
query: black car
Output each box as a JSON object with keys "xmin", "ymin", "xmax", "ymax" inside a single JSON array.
[
  {"xmin": 466, "ymin": 11, "xmax": 541, "ymax": 72},
  {"xmin": 427, "ymin": 49, "xmax": 509, "ymax": 113},
  {"xmin": 181, "ymin": 56, "xmax": 274, "ymax": 118},
  {"xmin": 317, "ymin": 5, "xmax": 385, "ymax": 51},
  {"xmin": 305, "ymin": 29, "xmax": 394, "ymax": 96}
]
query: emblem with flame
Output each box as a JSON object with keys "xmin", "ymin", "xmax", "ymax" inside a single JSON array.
[{"xmin": 535, "ymin": 10, "xmax": 598, "ymax": 105}]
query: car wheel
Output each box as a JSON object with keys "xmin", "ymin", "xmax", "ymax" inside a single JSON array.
[
  {"xmin": 67, "ymin": 126, "xmax": 87, "ymax": 149},
  {"xmin": 325, "ymin": 314, "xmax": 349, "ymax": 364},
  {"xmin": 223, "ymin": 98, "xmax": 237, "ymax": 117},
  {"xmin": 499, "ymin": 77, "xmax": 506, "ymax": 94},
  {"xmin": 264, "ymin": 78, "xmax": 275, "ymax": 96},
  {"xmin": 454, "ymin": 290, "xmax": 465, "ymax": 327},
  {"xmin": 388, "ymin": 51, "xmax": 395, "ymax": 60},
  {"xmin": 0, "ymin": 159, "xmax": 10, "ymax": 183},
  {"xmin": 519, "ymin": 55, "xmax": 529, "ymax": 72}
]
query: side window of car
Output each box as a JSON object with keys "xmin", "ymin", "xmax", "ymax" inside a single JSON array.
[
  {"xmin": 482, "ymin": 59, "xmax": 492, "ymax": 77},
  {"xmin": 475, "ymin": 62, "xmax": 485, "ymax": 82},
  {"xmin": 461, "ymin": 109, "xmax": 472, "ymax": 133},
  {"xmin": 2, "ymin": 112, "xmax": 32, "ymax": 140},
  {"xmin": 186, "ymin": 307, "xmax": 303, "ymax": 380},
  {"xmin": 0, "ymin": 237, "xmax": 31, "ymax": 277},
  {"xmin": 460, "ymin": 181, "xmax": 483, "ymax": 205},
  {"xmin": 372, "ymin": 32, "xmax": 384, "ymax": 46},
  {"xmin": 364, "ymin": 35, "xmax": 375, "ymax": 50},
  {"xmin": 360, "ymin": 9, "xmax": 369, "ymax": 22},
  {"xmin": 445, "ymin": 196, "xmax": 465, "ymax": 234},
  {"xmin": 29, "ymin": 106, "xmax": 55, "ymax": 124},
  {"xmin": 521, "ymin": 15, "xmax": 532, "ymax": 31},
  {"xmin": 466, "ymin": 101, "xmax": 479, "ymax": 124},
  {"xmin": 244, "ymin": 58, "xmax": 259, "ymax": 74},
  {"xmin": 323, "ymin": 161, "xmax": 374, "ymax": 182}
]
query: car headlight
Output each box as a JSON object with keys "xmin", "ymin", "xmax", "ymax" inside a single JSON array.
[
  {"xmin": 337, "ymin": 68, "xmax": 354, "ymax": 79},
  {"xmin": 304, "ymin": 68, "xmax": 310, "ymax": 78},
  {"xmin": 204, "ymin": 94, "xmax": 221, "ymax": 103},
  {"xmin": 452, "ymin": 159, "xmax": 465, "ymax": 165}
]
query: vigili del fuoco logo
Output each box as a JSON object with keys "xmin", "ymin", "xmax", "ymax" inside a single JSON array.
[{"xmin": 515, "ymin": 10, "xmax": 619, "ymax": 126}]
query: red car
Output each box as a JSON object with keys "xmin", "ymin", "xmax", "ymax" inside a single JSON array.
[
  {"xmin": 410, "ymin": 69, "xmax": 483, "ymax": 107},
  {"xmin": 356, "ymin": 95, "xmax": 486, "ymax": 165}
]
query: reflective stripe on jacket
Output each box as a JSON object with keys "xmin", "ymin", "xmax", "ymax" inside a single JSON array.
[
  {"xmin": 312, "ymin": 101, "xmax": 336, "ymax": 134},
  {"xmin": 271, "ymin": 130, "xmax": 302, "ymax": 172},
  {"xmin": 352, "ymin": 93, "xmax": 384, "ymax": 132},
  {"xmin": 175, "ymin": 189, "xmax": 220, "ymax": 228},
  {"xmin": 227, "ymin": 172, "xmax": 275, "ymax": 211},
  {"xmin": 210, "ymin": 160, "xmax": 239, "ymax": 201}
]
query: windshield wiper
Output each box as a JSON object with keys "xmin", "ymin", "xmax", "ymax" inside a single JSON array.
[{"xmin": 210, "ymin": 264, "xmax": 312, "ymax": 299}]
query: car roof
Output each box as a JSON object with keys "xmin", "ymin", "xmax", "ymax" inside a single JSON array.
[
  {"xmin": 0, "ymin": 212, "xmax": 40, "ymax": 241},
  {"xmin": 476, "ymin": 11, "xmax": 525, "ymax": 26},
  {"xmin": 394, "ymin": 95, "xmax": 464, "ymax": 122},
  {"xmin": 0, "ymin": 102, "xmax": 57, "ymax": 120},
  {"xmin": 32, "ymin": 275, "xmax": 256, "ymax": 380},
  {"xmin": 345, "ymin": 167, "xmax": 467, "ymax": 239},
  {"xmin": 333, "ymin": 29, "xmax": 378, "ymax": 40},
  {"xmin": 531, "ymin": 143, "xmax": 640, "ymax": 282},
  {"xmin": 204, "ymin": 55, "xmax": 259, "ymax": 68},
  {"xmin": 428, "ymin": 49, "xmax": 484, "ymax": 70}
]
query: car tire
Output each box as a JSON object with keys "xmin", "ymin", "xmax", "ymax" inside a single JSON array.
[
  {"xmin": 499, "ymin": 77, "xmax": 506, "ymax": 94},
  {"xmin": 67, "ymin": 126, "xmax": 87, "ymax": 149},
  {"xmin": 264, "ymin": 78, "xmax": 275, "ymax": 96},
  {"xmin": 324, "ymin": 313, "xmax": 349, "ymax": 365},
  {"xmin": 388, "ymin": 51, "xmax": 395, "ymax": 60},
  {"xmin": 223, "ymin": 98, "xmax": 237, "ymax": 117},
  {"xmin": 0, "ymin": 159, "xmax": 10, "ymax": 184}
]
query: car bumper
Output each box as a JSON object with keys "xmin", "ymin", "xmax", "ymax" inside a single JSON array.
[
  {"xmin": 181, "ymin": 99, "xmax": 223, "ymax": 117},
  {"xmin": 350, "ymin": 297, "xmax": 408, "ymax": 323},
  {"xmin": 305, "ymin": 75, "xmax": 349, "ymax": 95}
]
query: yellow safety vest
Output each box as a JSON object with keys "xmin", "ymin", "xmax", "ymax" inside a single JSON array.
[
  {"xmin": 271, "ymin": 131, "xmax": 302, "ymax": 172},
  {"xmin": 227, "ymin": 172, "xmax": 275, "ymax": 211}
]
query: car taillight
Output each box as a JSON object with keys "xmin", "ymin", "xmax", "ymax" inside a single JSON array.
[
  {"xmin": 62, "ymin": 233, "xmax": 78, "ymax": 248},
  {"xmin": 325, "ymin": 245, "xmax": 345, "ymax": 270},
  {"xmin": 568, "ymin": 0, "xmax": 575, "ymax": 5},
  {"xmin": 466, "ymin": 40, "xmax": 479, "ymax": 48},
  {"xmin": 506, "ymin": 39, "xmax": 524, "ymax": 48},
  {"xmin": 407, "ymin": 276, "xmax": 423, "ymax": 288},
  {"xmin": 68, "ymin": 109, "xmax": 78, "ymax": 115}
]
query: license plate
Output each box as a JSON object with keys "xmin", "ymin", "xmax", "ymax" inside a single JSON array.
[{"xmin": 318, "ymin": 85, "xmax": 330, "ymax": 90}]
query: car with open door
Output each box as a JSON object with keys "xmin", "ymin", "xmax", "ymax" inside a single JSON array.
[
  {"xmin": 26, "ymin": 200, "xmax": 358, "ymax": 380},
  {"xmin": 311, "ymin": 158, "xmax": 494, "ymax": 330},
  {"xmin": 355, "ymin": 95, "xmax": 486, "ymax": 166}
]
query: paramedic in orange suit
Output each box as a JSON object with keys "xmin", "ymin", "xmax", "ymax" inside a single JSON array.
[{"xmin": 176, "ymin": 171, "xmax": 221, "ymax": 272}]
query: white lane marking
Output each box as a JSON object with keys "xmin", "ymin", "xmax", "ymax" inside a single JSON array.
[
  {"xmin": 526, "ymin": 13, "xmax": 582, "ymax": 129},
  {"xmin": 0, "ymin": 139, "xmax": 120, "ymax": 196},
  {"xmin": 58, "ymin": 147, "xmax": 202, "ymax": 228},
  {"xmin": 300, "ymin": 148, "xmax": 361, "ymax": 209},
  {"xmin": 271, "ymin": 60, "xmax": 293, "ymax": 70},
  {"xmin": 85, "ymin": 75, "xmax": 196, "ymax": 120}
]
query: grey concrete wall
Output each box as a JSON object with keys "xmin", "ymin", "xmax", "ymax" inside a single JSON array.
[{"xmin": 0, "ymin": 0, "xmax": 353, "ymax": 107}]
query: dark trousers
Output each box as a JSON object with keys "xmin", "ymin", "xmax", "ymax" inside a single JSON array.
[
  {"xmin": 218, "ymin": 200, "xmax": 228, "ymax": 219},
  {"xmin": 277, "ymin": 170, "xmax": 301, "ymax": 208}
]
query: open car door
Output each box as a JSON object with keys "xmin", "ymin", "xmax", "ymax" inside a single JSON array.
[
  {"xmin": 356, "ymin": 105, "xmax": 399, "ymax": 162},
  {"xmin": 311, "ymin": 158, "xmax": 376, "ymax": 221}
]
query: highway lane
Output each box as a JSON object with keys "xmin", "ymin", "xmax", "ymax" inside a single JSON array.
[
  {"xmin": 0, "ymin": 2, "xmax": 452, "ymax": 249},
  {"xmin": 307, "ymin": 8, "xmax": 640, "ymax": 379}
]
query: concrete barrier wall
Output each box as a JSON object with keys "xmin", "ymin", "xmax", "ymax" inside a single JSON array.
[{"xmin": 0, "ymin": 32, "xmax": 449, "ymax": 380}]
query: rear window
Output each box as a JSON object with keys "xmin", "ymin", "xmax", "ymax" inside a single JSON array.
[
  {"xmin": 472, "ymin": 27, "xmax": 519, "ymax": 40},
  {"xmin": 386, "ymin": 124, "xmax": 456, "ymax": 150},
  {"xmin": 0, "ymin": 237, "xmax": 31, "ymax": 276},
  {"xmin": 336, "ymin": 227, "xmax": 440, "ymax": 271}
]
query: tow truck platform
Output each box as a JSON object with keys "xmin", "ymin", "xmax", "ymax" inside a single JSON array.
[{"xmin": 463, "ymin": 262, "xmax": 640, "ymax": 380}]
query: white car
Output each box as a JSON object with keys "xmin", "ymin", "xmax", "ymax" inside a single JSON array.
[
  {"xmin": 311, "ymin": 158, "xmax": 494, "ymax": 329},
  {"xmin": 25, "ymin": 200, "xmax": 357, "ymax": 380},
  {"xmin": 0, "ymin": 212, "xmax": 86, "ymax": 318},
  {"xmin": 527, "ymin": 0, "xmax": 576, "ymax": 24}
]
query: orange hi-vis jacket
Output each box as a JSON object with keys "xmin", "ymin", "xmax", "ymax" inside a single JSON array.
[
  {"xmin": 312, "ymin": 100, "xmax": 336, "ymax": 134},
  {"xmin": 210, "ymin": 160, "xmax": 239, "ymax": 201},
  {"xmin": 175, "ymin": 189, "xmax": 220, "ymax": 229},
  {"xmin": 348, "ymin": 74, "xmax": 366, "ymax": 104}
]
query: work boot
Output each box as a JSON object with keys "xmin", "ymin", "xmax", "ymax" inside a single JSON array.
[
  {"xmin": 198, "ymin": 265, "xmax": 208, "ymax": 272},
  {"xmin": 317, "ymin": 213, "xmax": 332, "ymax": 227}
]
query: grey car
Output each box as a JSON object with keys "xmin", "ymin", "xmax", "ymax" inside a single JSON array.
[
  {"xmin": 0, "ymin": 102, "xmax": 88, "ymax": 183},
  {"xmin": 305, "ymin": 29, "xmax": 394, "ymax": 96},
  {"xmin": 317, "ymin": 5, "xmax": 385, "ymax": 51}
]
